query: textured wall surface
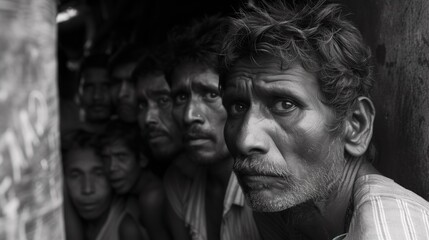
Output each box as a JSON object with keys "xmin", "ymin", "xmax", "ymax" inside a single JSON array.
[
  {"xmin": 341, "ymin": 0, "xmax": 429, "ymax": 199},
  {"xmin": 0, "ymin": 0, "xmax": 64, "ymax": 239}
]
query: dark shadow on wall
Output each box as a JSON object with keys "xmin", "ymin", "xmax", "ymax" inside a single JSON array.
[{"xmin": 340, "ymin": 0, "xmax": 429, "ymax": 200}]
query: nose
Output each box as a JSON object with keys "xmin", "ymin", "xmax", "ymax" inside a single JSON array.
[
  {"xmin": 230, "ymin": 110, "xmax": 269, "ymax": 156},
  {"xmin": 108, "ymin": 158, "xmax": 119, "ymax": 173},
  {"xmin": 93, "ymin": 85, "xmax": 105, "ymax": 101},
  {"xmin": 183, "ymin": 99, "xmax": 204, "ymax": 126},
  {"xmin": 118, "ymin": 81, "xmax": 133, "ymax": 101},
  {"xmin": 145, "ymin": 104, "xmax": 159, "ymax": 126},
  {"xmin": 81, "ymin": 175, "xmax": 95, "ymax": 195}
]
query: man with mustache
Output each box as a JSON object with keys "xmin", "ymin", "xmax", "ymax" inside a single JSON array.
[
  {"xmin": 62, "ymin": 129, "xmax": 148, "ymax": 240},
  {"xmin": 133, "ymin": 50, "xmax": 184, "ymax": 176},
  {"xmin": 163, "ymin": 16, "xmax": 261, "ymax": 240},
  {"xmin": 98, "ymin": 120, "xmax": 171, "ymax": 240},
  {"xmin": 220, "ymin": 1, "xmax": 429, "ymax": 239},
  {"xmin": 79, "ymin": 54, "xmax": 113, "ymax": 132}
]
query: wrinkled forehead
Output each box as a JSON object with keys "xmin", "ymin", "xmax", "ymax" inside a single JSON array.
[
  {"xmin": 136, "ymin": 72, "xmax": 170, "ymax": 97},
  {"xmin": 224, "ymin": 56, "xmax": 307, "ymax": 88},
  {"xmin": 171, "ymin": 61, "xmax": 219, "ymax": 88},
  {"xmin": 223, "ymin": 54, "xmax": 296, "ymax": 85}
]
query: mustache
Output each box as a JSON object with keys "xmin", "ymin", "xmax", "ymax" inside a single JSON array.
[
  {"xmin": 183, "ymin": 125, "xmax": 214, "ymax": 141},
  {"xmin": 142, "ymin": 126, "xmax": 168, "ymax": 138},
  {"xmin": 233, "ymin": 156, "xmax": 291, "ymax": 178}
]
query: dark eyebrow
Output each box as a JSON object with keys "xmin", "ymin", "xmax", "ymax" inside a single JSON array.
[
  {"xmin": 68, "ymin": 168, "xmax": 82, "ymax": 173},
  {"xmin": 149, "ymin": 89, "xmax": 170, "ymax": 96},
  {"xmin": 190, "ymin": 80, "xmax": 219, "ymax": 93}
]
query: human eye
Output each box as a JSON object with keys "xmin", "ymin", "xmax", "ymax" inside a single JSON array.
[
  {"xmin": 94, "ymin": 168, "xmax": 105, "ymax": 177},
  {"xmin": 157, "ymin": 95, "xmax": 172, "ymax": 107},
  {"xmin": 226, "ymin": 102, "xmax": 248, "ymax": 117},
  {"xmin": 68, "ymin": 170, "xmax": 81, "ymax": 179},
  {"xmin": 203, "ymin": 91, "xmax": 220, "ymax": 102},
  {"xmin": 138, "ymin": 100, "xmax": 148, "ymax": 111},
  {"xmin": 174, "ymin": 92, "xmax": 188, "ymax": 105},
  {"xmin": 271, "ymin": 99, "xmax": 298, "ymax": 114}
]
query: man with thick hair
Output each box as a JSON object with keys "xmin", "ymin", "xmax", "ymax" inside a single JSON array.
[
  {"xmin": 164, "ymin": 15, "xmax": 261, "ymax": 240},
  {"xmin": 132, "ymin": 49, "xmax": 184, "ymax": 175},
  {"xmin": 220, "ymin": 1, "xmax": 429, "ymax": 239}
]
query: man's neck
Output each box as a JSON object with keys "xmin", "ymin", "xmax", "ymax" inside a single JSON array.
[
  {"xmin": 85, "ymin": 204, "xmax": 111, "ymax": 240},
  {"xmin": 315, "ymin": 157, "xmax": 379, "ymax": 237}
]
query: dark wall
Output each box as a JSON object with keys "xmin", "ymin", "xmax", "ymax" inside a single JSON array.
[{"xmin": 341, "ymin": 0, "xmax": 429, "ymax": 199}]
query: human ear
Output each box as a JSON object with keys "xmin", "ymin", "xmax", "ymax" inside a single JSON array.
[
  {"xmin": 344, "ymin": 97, "xmax": 375, "ymax": 157},
  {"xmin": 139, "ymin": 152, "xmax": 149, "ymax": 168}
]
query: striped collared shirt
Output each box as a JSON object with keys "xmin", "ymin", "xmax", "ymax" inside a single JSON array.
[
  {"xmin": 341, "ymin": 174, "xmax": 429, "ymax": 240},
  {"xmin": 164, "ymin": 166, "xmax": 261, "ymax": 240}
]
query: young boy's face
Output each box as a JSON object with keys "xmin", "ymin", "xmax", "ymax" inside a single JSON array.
[
  {"xmin": 65, "ymin": 148, "xmax": 112, "ymax": 220},
  {"xmin": 100, "ymin": 140, "xmax": 141, "ymax": 194}
]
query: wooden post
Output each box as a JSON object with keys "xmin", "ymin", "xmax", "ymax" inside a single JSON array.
[{"xmin": 0, "ymin": 0, "xmax": 64, "ymax": 239}]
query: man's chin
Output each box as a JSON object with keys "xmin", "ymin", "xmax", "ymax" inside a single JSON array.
[
  {"xmin": 187, "ymin": 148, "xmax": 229, "ymax": 165},
  {"xmin": 244, "ymin": 189, "xmax": 307, "ymax": 212}
]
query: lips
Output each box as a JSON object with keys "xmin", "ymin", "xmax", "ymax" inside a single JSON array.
[
  {"xmin": 183, "ymin": 130, "xmax": 213, "ymax": 147},
  {"xmin": 109, "ymin": 176, "xmax": 123, "ymax": 185},
  {"xmin": 147, "ymin": 129, "xmax": 169, "ymax": 141},
  {"xmin": 77, "ymin": 201, "xmax": 99, "ymax": 211},
  {"xmin": 183, "ymin": 127, "xmax": 212, "ymax": 141}
]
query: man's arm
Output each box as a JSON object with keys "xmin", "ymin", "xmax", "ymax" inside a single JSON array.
[
  {"xmin": 118, "ymin": 214, "xmax": 147, "ymax": 240},
  {"xmin": 139, "ymin": 185, "xmax": 172, "ymax": 240},
  {"xmin": 166, "ymin": 200, "xmax": 191, "ymax": 240}
]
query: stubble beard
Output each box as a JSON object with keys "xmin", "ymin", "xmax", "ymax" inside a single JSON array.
[{"xmin": 242, "ymin": 141, "xmax": 346, "ymax": 212}]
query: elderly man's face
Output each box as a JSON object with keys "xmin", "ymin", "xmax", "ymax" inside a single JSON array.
[
  {"xmin": 80, "ymin": 68, "xmax": 112, "ymax": 123},
  {"xmin": 110, "ymin": 63, "xmax": 138, "ymax": 122},
  {"xmin": 171, "ymin": 62, "xmax": 230, "ymax": 164},
  {"xmin": 222, "ymin": 56, "xmax": 346, "ymax": 212},
  {"xmin": 136, "ymin": 73, "xmax": 183, "ymax": 161}
]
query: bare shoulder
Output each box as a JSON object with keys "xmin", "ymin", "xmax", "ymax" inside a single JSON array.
[{"xmin": 119, "ymin": 213, "xmax": 147, "ymax": 240}]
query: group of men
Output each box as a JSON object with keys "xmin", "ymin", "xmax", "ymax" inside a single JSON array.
[{"xmin": 61, "ymin": 1, "xmax": 429, "ymax": 240}]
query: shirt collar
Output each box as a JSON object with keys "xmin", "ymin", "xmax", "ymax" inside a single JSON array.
[{"xmin": 223, "ymin": 172, "xmax": 246, "ymax": 216}]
